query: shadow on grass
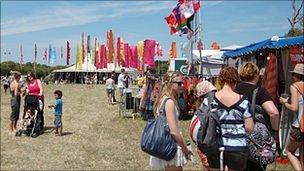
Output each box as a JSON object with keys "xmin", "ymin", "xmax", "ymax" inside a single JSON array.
[
  {"xmin": 42, "ymin": 126, "xmax": 55, "ymax": 134},
  {"xmin": 61, "ymin": 132, "xmax": 73, "ymax": 136}
]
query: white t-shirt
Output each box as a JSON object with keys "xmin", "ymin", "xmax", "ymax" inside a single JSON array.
[
  {"xmin": 117, "ymin": 73, "xmax": 125, "ymax": 89},
  {"xmin": 105, "ymin": 78, "xmax": 115, "ymax": 90}
]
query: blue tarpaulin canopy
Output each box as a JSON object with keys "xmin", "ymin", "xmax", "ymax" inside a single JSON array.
[{"xmin": 223, "ymin": 36, "xmax": 304, "ymax": 58}]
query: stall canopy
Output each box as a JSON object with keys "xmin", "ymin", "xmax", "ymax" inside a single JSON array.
[
  {"xmin": 192, "ymin": 49, "xmax": 224, "ymax": 64},
  {"xmin": 223, "ymin": 36, "xmax": 304, "ymax": 59}
]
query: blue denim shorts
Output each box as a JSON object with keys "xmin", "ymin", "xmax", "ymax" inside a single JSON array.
[{"xmin": 54, "ymin": 115, "xmax": 62, "ymax": 128}]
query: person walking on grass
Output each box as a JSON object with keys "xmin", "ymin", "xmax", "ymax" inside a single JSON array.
[
  {"xmin": 105, "ymin": 74, "xmax": 116, "ymax": 105},
  {"xmin": 48, "ymin": 90, "xmax": 63, "ymax": 136}
]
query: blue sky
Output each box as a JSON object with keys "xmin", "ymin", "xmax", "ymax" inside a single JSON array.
[{"xmin": 0, "ymin": 0, "xmax": 297, "ymax": 66}]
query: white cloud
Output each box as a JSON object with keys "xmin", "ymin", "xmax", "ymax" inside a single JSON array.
[{"xmin": 1, "ymin": 1, "xmax": 174, "ymax": 36}]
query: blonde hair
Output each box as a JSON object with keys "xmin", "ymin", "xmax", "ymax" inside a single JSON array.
[
  {"xmin": 238, "ymin": 62, "xmax": 259, "ymax": 82},
  {"xmin": 153, "ymin": 71, "xmax": 181, "ymax": 115}
]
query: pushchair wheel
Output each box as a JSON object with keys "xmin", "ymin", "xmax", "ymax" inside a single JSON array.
[
  {"xmin": 15, "ymin": 131, "xmax": 22, "ymax": 137},
  {"xmin": 30, "ymin": 133, "xmax": 38, "ymax": 138}
]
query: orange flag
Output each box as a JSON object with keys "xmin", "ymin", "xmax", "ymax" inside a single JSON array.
[
  {"xmin": 169, "ymin": 42, "xmax": 177, "ymax": 58},
  {"xmin": 107, "ymin": 30, "xmax": 114, "ymax": 63}
]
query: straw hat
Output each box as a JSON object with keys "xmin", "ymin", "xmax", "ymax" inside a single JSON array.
[
  {"xmin": 290, "ymin": 63, "xmax": 304, "ymax": 75},
  {"xmin": 196, "ymin": 80, "xmax": 216, "ymax": 97}
]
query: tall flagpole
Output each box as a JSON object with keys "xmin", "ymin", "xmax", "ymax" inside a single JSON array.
[
  {"xmin": 20, "ymin": 45, "xmax": 23, "ymax": 72},
  {"xmin": 34, "ymin": 44, "xmax": 37, "ymax": 75}
]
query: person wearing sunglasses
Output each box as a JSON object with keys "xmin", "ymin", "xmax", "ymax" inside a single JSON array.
[
  {"xmin": 150, "ymin": 71, "xmax": 193, "ymax": 170},
  {"xmin": 25, "ymin": 72, "xmax": 44, "ymax": 134}
]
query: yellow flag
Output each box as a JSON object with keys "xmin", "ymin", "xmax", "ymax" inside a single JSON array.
[{"xmin": 137, "ymin": 41, "xmax": 144, "ymax": 60}]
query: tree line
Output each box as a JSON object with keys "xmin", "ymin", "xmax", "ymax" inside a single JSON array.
[{"xmin": 0, "ymin": 61, "xmax": 66, "ymax": 78}]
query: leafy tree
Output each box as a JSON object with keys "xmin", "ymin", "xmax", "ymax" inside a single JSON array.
[{"xmin": 0, "ymin": 61, "xmax": 65, "ymax": 78}]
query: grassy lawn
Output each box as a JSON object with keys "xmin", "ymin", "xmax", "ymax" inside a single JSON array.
[{"xmin": 0, "ymin": 84, "xmax": 292, "ymax": 170}]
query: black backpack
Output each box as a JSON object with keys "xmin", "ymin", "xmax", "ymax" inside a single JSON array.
[{"xmin": 195, "ymin": 91, "xmax": 222, "ymax": 151}]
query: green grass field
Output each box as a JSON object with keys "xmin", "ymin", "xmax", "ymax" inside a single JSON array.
[{"xmin": 0, "ymin": 84, "xmax": 292, "ymax": 170}]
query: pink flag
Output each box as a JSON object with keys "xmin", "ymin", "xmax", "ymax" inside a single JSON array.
[
  {"xmin": 99, "ymin": 44, "xmax": 107, "ymax": 69},
  {"xmin": 124, "ymin": 43, "xmax": 129, "ymax": 68},
  {"xmin": 66, "ymin": 41, "xmax": 71, "ymax": 65},
  {"xmin": 129, "ymin": 45, "xmax": 138, "ymax": 68},
  {"xmin": 143, "ymin": 40, "xmax": 156, "ymax": 68}
]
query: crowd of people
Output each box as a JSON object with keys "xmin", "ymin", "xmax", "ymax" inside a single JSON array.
[
  {"xmin": 2, "ymin": 63, "xmax": 303, "ymax": 170},
  {"xmin": 139, "ymin": 63, "xmax": 303, "ymax": 171}
]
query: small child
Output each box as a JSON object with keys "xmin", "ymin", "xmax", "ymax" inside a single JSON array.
[
  {"xmin": 48, "ymin": 90, "xmax": 63, "ymax": 136},
  {"xmin": 15, "ymin": 107, "xmax": 37, "ymax": 136}
]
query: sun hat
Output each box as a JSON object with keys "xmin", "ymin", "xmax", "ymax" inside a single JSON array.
[
  {"xmin": 290, "ymin": 63, "xmax": 304, "ymax": 75},
  {"xmin": 196, "ymin": 80, "xmax": 216, "ymax": 97}
]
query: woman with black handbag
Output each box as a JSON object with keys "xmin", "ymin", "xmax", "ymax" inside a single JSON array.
[
  {"xmin": 149, "ymin": 71, "xmax": 193, "ymax": 170},
  {"xmin": 235, "ymin": 62, "xmax": 280, "ymax": 171}
]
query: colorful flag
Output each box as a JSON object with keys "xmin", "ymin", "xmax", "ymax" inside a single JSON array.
[
  {"xmin": 48, "ymin": 44, "xmax": 52, "ymax": 64},
  {"xmin": 43, "ymin": 48, "xmax": 47, "ymax": 61},
  {"xmin": 76, "ymin": 44, "xmax": 82, "ymax": 70},
  {"xmin": 95, "ymin": 41, "xmax": 100, "ymax": 69},
  {"xmin": 60, "ymin": 46, "xmax": 63, "ymax": 59},
  {"xmin": 143, "ymin": 40, "xmax": 156, "ymax": 68},
  {"xmin": 20, "ymin": 45, "xmax": 24, "ymax": 66},
  {"xmin": 107, "ymin": 30, "xmax": 114, "ymax": 63},
  {"xmin": 66, "ymin": 41, "xmax": 70, "ymax": 65},
  {"xmin": 87, "ymin": 35, "xmax": 91, "ymax": 53},
  {"xmin": 34, "ymin": 44, "xmax": 37, "ymax": 71},
  {"xmin": 165, "ymin": 0, "xmax": 201, "ymax": 35},
  {"xmin": 81, "ymin": 32, "xmax": 85, "ymax": 62},
  {"xmin": 129, "ymin": 45, "xmax": 138, "ymax": 68},
  {"xmin": 155, "ymin": 41, "xmax": 163, "ymax": 56},
  {"xmin": 116, "ymin": 37, "xmax": 121, "ymax": 66},
  {"xmin": 169, "ymin": 42, "xmax": 177, "ymax": 58},
  {"xmin": 124, "ymin": 43, "xmax": 129, "ymax": 67},
  {"xmin": 99, "ymin": 44, "xmax": 107, "ymax": 69},
  {"xmin": 137, "ymin": 41, "xmax": 144, "ymax": 60},
  {"xmin": 50, "ymin": 46, "xmax": 56, "ymax": 64}
]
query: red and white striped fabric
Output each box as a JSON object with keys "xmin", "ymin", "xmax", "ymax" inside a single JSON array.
[{"xmin": 189, "ymin": 115, "xmax": 200, "ymax": 144}]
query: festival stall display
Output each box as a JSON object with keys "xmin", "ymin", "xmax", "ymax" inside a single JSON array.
[{"xmin": 223, "ymin": 35, "xmax": 304, "ymax": 157}]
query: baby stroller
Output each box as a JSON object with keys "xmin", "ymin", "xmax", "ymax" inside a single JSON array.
[
  {"xmin": 16, "ymin": 95, "xmax": 43, "ymax": 137},
  {"xmin": 15, "ymin": 107, "xmax": 38, "ymax": 137}
]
